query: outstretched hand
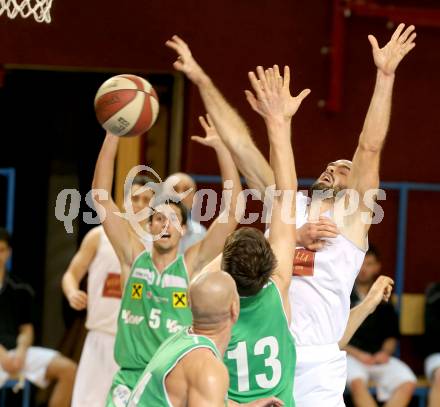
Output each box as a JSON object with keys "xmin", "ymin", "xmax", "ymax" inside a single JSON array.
[
  {"xmin": 166, "ymin": 35, "xmax": 205, "ymax": 84},
  {"xmin": 245, "ymin": 65, "xmax": 310, "ymax": 123},
  {"xmin": 191, "ymin": 114, "xmax": 223, "ymax": 150},
  {"xmin": 368, "ymin": 23, "xmax": 416, "ymax": 75}
]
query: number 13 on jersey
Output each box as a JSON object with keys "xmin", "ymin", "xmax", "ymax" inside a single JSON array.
[{"xmin": 226, "ymin": 336, "xmax": 281, "ymax": 392}]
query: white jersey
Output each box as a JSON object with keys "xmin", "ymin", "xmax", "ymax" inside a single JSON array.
[
  {"xmin": 289, "ymin": 192, "xmax": 366, "ymax": 346},
  {"xmin": 85, "ymin": 226, "xmax": 122, "ymax": 335}
]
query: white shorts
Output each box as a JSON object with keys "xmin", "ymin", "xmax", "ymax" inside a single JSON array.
[
  {"xmin": 72, "ymin": 330, "xmax": 118, "ymax": 407},
  {"xmin": 347, "ymin": 355, "xmax": 416, "ymax": 402},
  {"xmin": 0, "ymin": 346, "xmax": 58, "ymax": 388},
  {"xmin": 425, "ymin": 353, "xmax": 440, "ymax": 381},
  {"xmin": 294, "ymin": 343, "xmax": 347, "ymax": 407}
]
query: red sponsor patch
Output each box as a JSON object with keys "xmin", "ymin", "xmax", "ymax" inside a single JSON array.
[
  {"xmin": 293, "ymin": 248, "xmax": 315, "ymax": 276},
  {"xmin": 102, "ymin": 273, "xmax": 122, "ymax": 298}
]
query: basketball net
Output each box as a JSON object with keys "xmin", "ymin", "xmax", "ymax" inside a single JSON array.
[{"xmin": 0, "ymin": 0, "xmax": 53, "ymax": 23}]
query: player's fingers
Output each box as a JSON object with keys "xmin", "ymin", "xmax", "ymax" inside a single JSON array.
[
  {"xmin": 296, "ymin": 88, "xmax": 311, "ymax": 102},
  {"xmin": 172, "ymin": 61, "xmax": 184, "ymax": 71},
  {"xmin": 273, "ymin": 65, "xmax": 282, "ymax": 90},
  {"xmin": 399, "ymin": 24, "xmax": 415, "ymax": 43},
  {"xmin": 315, "ymin": 230, "xmax": 338, "ymax": 239},
  {"xmin": 244, "ymin": 89, "xmax": 261, "ymax": 113},
  {"xmin": 205, "ymin": 113, "xmax": 215, "ymax": 128},
  {"xmin": 267, "ymin": 67, "xmax": 276, "ymax": 91},
  {"xmin": 283, "ymin": 65, "xmax": 290, "ymax": 88},
  {"xmin": 248, "ymin": 73, "xmax": 266, "ymax": 102},
  {"xmin": 391, "ymin": 23, "xmax": 405, "ymax": 42},
  {"xmin": 405, "ymin": 32, "xmax": 417, "ymax": 46},
  {"xmin": 256, "ymin": 66, "xmax": 269, "ymax": 92},
  {"xmin": 171, "ymin": 35, "xmax": 189, "ymax": 50},
  {"xmin": 308, "ymin": 241, "xmax": 326, "ymax": 251},
  {"xmin": 317, "ymin": 217, "xmax": 339, "ymax": 230},
  {"xmin": 367, "ymin": 35, "xmax": 380, "ymax": 51},
  {"xmin": 198, "ymin": 115, "xmax": 210, "ymax": 131}
]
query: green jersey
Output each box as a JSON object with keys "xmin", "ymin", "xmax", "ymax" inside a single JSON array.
[
  {"xmin": 114, "ymin": 252, "xmax": 193, "ymax": 370},
  {"xmin": 127, "ymin": 328, "xmax": 226, "ymax": 406},
  {"xmin": 224, "ymin": 280, "xmax": 296, "ymax": 406}
]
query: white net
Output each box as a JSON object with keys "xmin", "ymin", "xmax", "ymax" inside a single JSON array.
[{"xmin": 0, "ymin": 0, "xmax": 53, "ymax": 23}]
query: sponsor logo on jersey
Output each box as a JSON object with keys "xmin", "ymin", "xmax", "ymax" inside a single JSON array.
[
  {"xmin": 293, "ymin": 248, "xmax": 315, "ymax": 276},
  {"xmin": 145, "ymin": 290, "xmax": 169, "ymax": 304},
  {"xmin": 102, "ymin": 272, "xmax": 122, "ymax": 298},
  {"xmin": 121, "ymin": 309, "xmax": 145, "ymax": 325},
  {"xmin": 162, "ymin": 274, "xmax": 188, "ymax": 289},
  {"xmin": 113, "ymin": 384, "xmax": 131, "ymax": 407},
  {"xmin": 131, "ymin": 283, "xmax": 143, "ymax": 300},
  {"xmin": 132, "ymin": 268, "xmax": 155, "ymax": 285},
  {"xmin": 172, "ymin": 292, "xmax": 188, "ymax": 308}
]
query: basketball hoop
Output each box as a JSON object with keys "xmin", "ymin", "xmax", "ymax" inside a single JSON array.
[{"xmin": 0, "ymin": 0, "xmax": 53, "ymax": 23}]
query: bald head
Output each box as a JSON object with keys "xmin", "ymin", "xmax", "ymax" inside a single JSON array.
[
  {"xmin": 166, "ymin": 172, "xmax": 197, "ymax": 210},
  {"xmin": 189, "ymin": 271, "xmax": 239, "ymax": 328}
]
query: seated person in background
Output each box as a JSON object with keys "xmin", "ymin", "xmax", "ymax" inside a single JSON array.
[
  {"xmin": 424, "ymin": 282, "xmax": 440, "ymax": 407},
  {"xmin": 0, "ymin": 228, "xmax": 77, "ymax": 407},
  {"xmin": 346, "ymin": 245, "xmax": 416, "ymax": 407},
  {"xmin": 165, "ymin": 172, "xmax": 207, "ymax": 253}
]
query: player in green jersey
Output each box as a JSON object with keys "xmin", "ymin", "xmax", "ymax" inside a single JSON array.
[
  {"xmin": 127, "ymin": 265, "xmax": 283, "ymax": 407},
  {"xmin": 221, "ymin": 65, "xmax": 305, "ymax": 407},
  {"xmin": 92, "ymin": 115, "xmax": 243, "ymax": 406}
]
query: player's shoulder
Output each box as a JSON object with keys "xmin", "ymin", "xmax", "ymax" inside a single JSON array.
[{"xmin": 184, "ymin": 347, "xmax": 227, "ymax": 382}]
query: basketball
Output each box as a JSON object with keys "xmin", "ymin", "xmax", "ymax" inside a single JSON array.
[{"xmin": 94, "ymin": 74, "xmax": 159, "ymax": 137}]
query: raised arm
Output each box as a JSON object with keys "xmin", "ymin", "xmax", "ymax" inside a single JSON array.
[
  {"xmin": 348, "ymin": 24, "xmax": 416, "ymax": 206},
  {"xmin": 339, "ymin": 276, "xmax": 394, "ymax": 349},
  {"xmin": 185, "ymin": 115, "xmax": 242, "ymax": 277},
  {"xmin": 62, "ymin": 227, "xmax": 100, "ymax": 310},
  {"xmin": 246, "ymin": 65, "xmax": 309, "ymax": 307},
  {"xmin": 92, "ymin": 133, "xmax": 143, "ymax": 286},
  {"xmin": 166, "ymin": 35, "xmax": 274, "ymax": 195}
]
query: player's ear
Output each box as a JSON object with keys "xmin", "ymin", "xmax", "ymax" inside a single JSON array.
[
  {"xmin": 231, "ymin": 297, "xmax": 240, "ymax": 324},
  {"xmin": 181, "ymin": 224, "xmax": 187, "ymax": 237}
]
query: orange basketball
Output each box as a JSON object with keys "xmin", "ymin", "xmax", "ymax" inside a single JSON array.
[{"xmin": 94, "ymin": 74, "xmax": 159, "ymax": 137}]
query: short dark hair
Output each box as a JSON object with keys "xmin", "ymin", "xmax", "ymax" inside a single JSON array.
[
  {"xmin": 149, "ymin": 195, "xmax": 188, "ymax": 226},
  {"xmin": 124, "ymin": 175, "xmax": 155, "ymax": 197},
  {"xmin": 0, "ymin": 228, "xmax": 11, "ymax": 247},
  {"xmin": 366, "ymin": 244, "xmax": 380, "ymax": 260},
  {"xmin": 221, "ymin": 227, "xmax": 277, "ymax": 296}
]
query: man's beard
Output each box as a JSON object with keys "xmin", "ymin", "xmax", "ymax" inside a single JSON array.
[{"xmin": 309, "ymin": 181, "xmax": 345, "ymax": 199}]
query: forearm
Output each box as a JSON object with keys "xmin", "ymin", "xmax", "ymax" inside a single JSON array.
[
  {"xmin": 198, "ymin": 76, "xmax": 274, "ymax": 194},
  {"xmin": 381, "ymin": 337, "xmax": 397, "ymax": 355},
  {"xmin": 215, "ymin": 143, "xmax": 242, "ymax": 219},
  {"xmin": 267, "ymin": 119, "xmax": 296, "ymax": 191},
  {"xmin": 92, "ymin": 133, "xmax": 119, "ymax": 196},
  {"xmin": 62, "ymin": 271, "xmax": 80, "ymax": 298},
  {"xmin": 339, "ymin": 301, "xmax": 374, "ymax": 349},
  {"xmin": 359, "ymin": 71, "xmax": 395, "ymax": 151},
  {"xmin": 16, "ymin": 328, "xmax": 33, "ymax": 354},
  {"xmin": 0, "ymin": 344, "xmax": 8, "ymax": 361}
]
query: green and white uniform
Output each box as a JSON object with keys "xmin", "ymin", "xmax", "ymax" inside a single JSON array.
[
  {"xmin": 127, "ymin": 328, "xmax": 226, "ymax": 406},
  {"xmin": 225, "ymin": 280, "xmax": 296, "ymax": 406},
  {"xmin": 107, "ymin": 252, "xmax": 192, "ymax": 406}
]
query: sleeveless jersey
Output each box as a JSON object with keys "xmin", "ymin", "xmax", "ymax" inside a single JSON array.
[
  {"xmin": 225, "ymin": 280, "xmax": 296, "ymax": 406},
  {"xmin": 127, "ymin": 328, "xmax": 226, "ymax": 406},
  {"xmin": 86, "ymin": 226, "xmax": 122, "ymax": 335},
  {"xmin": 290, "ymin": 192, "xmax": 367, "ymax": 345},
  {"xmin": 114, "ymin": 252, "xmax": 193, "ymax": 369}
]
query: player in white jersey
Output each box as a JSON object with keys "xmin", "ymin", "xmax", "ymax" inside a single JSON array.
[
  {"xmin": 167, "ymin": 23, "xmax": 416, "ymax": 406},
  {"xmin": 62, "ymin": 175, "xmax": 153, "ymax": 407}
]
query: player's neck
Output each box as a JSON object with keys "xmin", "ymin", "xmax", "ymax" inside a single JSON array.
[
  {"xmin": 151, "ymin": 247, "xmax": 179, "ymax": 273},
  {"xmin": 0, "ymin": 267, "xmax": 5, "ymax": 284},
  {"xmin": 191, "ymin": 324, "xmax": 231, "ymax": 357}
]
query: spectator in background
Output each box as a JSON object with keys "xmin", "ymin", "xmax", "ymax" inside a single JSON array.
[
  {"xmin": 346, "ymin": 246, "xmax": 416, "ymax": 407},
  {"xmin": 0, "ymin": 228, "xmax": 77, "ymax": 407},
  {"xmin": 424, "ymin": 282, "xmax": 440, "ymax": 407},
  {"xmin": 165, "ymin": 172, "xmax": 207, "ymax": 253}
]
